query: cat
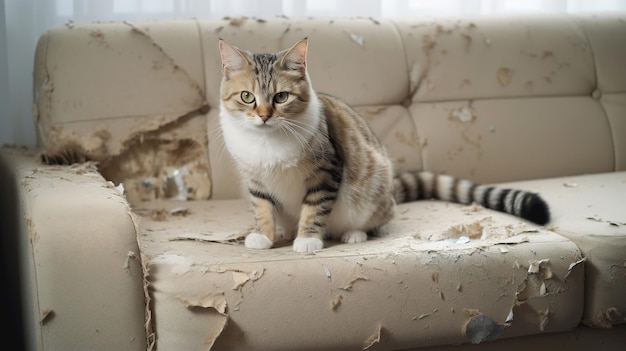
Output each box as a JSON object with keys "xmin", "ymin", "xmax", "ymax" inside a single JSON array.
[{"xmin": 218, "ymin": 38, "xmax": 550, "ymax": 253}]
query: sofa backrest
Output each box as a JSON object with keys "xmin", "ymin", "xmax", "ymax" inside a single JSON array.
[{"xmin": 33, "ymin": 15, "xmax": 626, "ymax": 200}]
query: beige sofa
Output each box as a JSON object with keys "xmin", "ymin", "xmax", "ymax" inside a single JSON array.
[{"xmin": 2, "ymin": 13, "xmax": 626, "ymax": 351}]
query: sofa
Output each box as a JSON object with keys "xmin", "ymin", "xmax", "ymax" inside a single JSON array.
[{"xmin": 2, "ymin": 13, "xmax": 626, "ymax": 351}]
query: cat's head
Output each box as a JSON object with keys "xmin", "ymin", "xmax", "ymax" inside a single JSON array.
[{"xmin": 218, "ymin": 38, "xmax": 317, "ymax": 132}]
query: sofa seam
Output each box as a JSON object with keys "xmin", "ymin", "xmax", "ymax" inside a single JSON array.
[
  {"xmin": 31, "ymin": 32, "xmax": 49, "ymax": 350},
  {"xmin": 570, "ymin": 14, "xmax": 617, "ymax": 171},
  {"xmin": 18, "ymin": 169, "xmax": 45, "ymax": 350},
  {"xmin": 388, "ymin": 18, "xmax": 427, "ymax": 172},
  {"xmin": 194, "ymin": 18, "xmax": 217, "ymax": 202},
  {"xmin": 195, "ymin": 18, "xmax": 209, "ymax": 109}
]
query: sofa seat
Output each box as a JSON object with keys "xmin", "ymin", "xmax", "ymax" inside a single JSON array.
[
  {"xmin": 502, "ymin": 172, "xmax": 626, "ymax": 328},
  {"xmin": 137, "ymin": 178, "xmax": 590, "ymax": 350},
  {"xmin": 5, "ymin": 146, "xmax": 624, "ymax": 350}
]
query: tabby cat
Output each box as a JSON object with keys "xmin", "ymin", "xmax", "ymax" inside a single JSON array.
[{"xmin": 218, "ymin": 38, "xmax": 550, "ymax": 253}]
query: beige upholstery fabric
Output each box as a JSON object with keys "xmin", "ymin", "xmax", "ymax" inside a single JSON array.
[
  {"xmin": 31, "ymin": 16, "xmax": 625, "ymax": 192},
  {"xmin": 2, "ymin": 13, "xmax": 625, "ymax": 351},
  {"xmin": 138, "ymin": 196, "xmax": 585, "ymax": 350},
  {"xmin": 1, "ymin": 149, "xmax": 146, "ymax": 350},
  {"xmin": 503, "ymin": 172, "xmax": 626, "ymax": 328}
]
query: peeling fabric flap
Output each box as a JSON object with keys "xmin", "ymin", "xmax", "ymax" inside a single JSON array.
[
  {"xmin": 171, "ymin": 231, "xmax": 246, "ymax": 244},
  {"xmin": 176, "ymin": 293, "xmax": 229, "ymax": 351},
  {"xmin": 363, "ymin": 324, "xmax": 383, "ymax": 350},
  {"xmin": 178, "ymin": 293, "xmax": 227, "ymax": 315}
]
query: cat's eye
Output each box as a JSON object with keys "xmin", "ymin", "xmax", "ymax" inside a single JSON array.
[
  {"xmin": 273, "ymin": 92, "xmax": 289, "ymax": 104},
  {"xmin": 241, "ymin": 91, "xmax": 255, "ymax": 104}
]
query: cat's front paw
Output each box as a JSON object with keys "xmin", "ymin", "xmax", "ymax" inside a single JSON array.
[
  {"xmin": 341, "ymin": 230, "xmax": 368, "ymax": 244},
  {"xmin": 245, "ymin": 232, "xmax": 273, "ymax": 250},
  {"xmin": 293, "ymin": 237, "xmax": 324, "ymax": 253}
]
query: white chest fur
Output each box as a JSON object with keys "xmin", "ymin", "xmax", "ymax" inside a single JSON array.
[
  {"xmin": 260, "ymin": 166, "xmax": 308, "ymax": 218},
  {"xmin": 221, "ymin": 122, "xmax": 303, "ymax": 169}
]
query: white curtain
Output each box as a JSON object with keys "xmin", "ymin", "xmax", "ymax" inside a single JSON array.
[{"xmin": 2, "ymin": 0, "xmax": 625, "ymax": 148}]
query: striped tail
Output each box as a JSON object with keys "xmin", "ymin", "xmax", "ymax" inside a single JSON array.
[{"xmin": 393, "ymin": 171, "xmax": 550, "ymax": 225}]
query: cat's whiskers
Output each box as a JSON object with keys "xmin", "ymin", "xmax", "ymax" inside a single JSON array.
[
  {"xmin": 181, "ymin": 130, "xmax": 210, "ymax": 156},
  {"xmin": 281, "ymin": 118, "xmax": 324, "ymax": 149},
  {"xmin": 207, "ymin": 124, "xmax": 229, "ymax": 163},
  {"xmin": 276, "ymin": 120, "xmax": 296, "ymax": 147},
  {"xmin": 282, "ymin": 118, "xmax": 326, "ymax": 159},
  {"xmin": 283, "ymin": 118, "xmax": 331, "ymax": 167},
  {"xmin": 282, "ymin": 118, "xmax": 315, "ymax": 137},
  {"xmin": 215, "ymin": 113, "xmax": 253, "ymax": 163},
  {"xmin": 278, "ymin": 120, "xmax": 309, "ymax": 152},
  {"xmin": 279, "ymin": 120, "xmax": 325, "ymax": 172}
]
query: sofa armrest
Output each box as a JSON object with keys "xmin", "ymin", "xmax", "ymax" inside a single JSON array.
[{"xmin": 0, "ymin": 147, "xmax": 147, "ymax": 351}]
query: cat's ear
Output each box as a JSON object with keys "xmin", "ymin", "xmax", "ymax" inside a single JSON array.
[
  {"xmin": 219, "ymin": 39, "xmax": 249, "ymax": 79},
  {"xmin": 280, "ymin": 38, "xmax": 308, "ymax": 74}
]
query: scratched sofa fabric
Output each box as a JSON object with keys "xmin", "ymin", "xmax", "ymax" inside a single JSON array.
[{"xmin": 1, "ymin": 14, "xmax": 625, "ymax": 351}]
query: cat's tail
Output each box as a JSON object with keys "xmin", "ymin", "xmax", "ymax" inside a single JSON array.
[{"xmin": 393, "ymin": 171, "xmax": 550, "ymax": 225}]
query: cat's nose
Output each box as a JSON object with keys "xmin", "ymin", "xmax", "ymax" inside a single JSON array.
[{"xmin": 257, "ymin": 106, "xmax": 273, "ymax": 122}]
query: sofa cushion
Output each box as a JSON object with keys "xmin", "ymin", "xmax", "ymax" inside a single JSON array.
[
  {"xmin": 137, "ymin": 192, "xmax": 585, "ymax": 350},
  {"xmin": 501, "ymin": 171, "xmax": 626, "ymax": 327},
  {"xmin": 34, "ymin": 21, "xmax": 206, "ymax": 158},
  {"xmin": 396, "ymin": 15, "xmax": 596, "ymax": 102},
  {"xmin": 409, "ymin": 97, "xmax": 615, "ymax": 183}
]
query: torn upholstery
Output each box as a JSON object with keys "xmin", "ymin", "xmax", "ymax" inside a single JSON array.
[{"xmin": 2, "ymin": 13, "xmax": 626, "ymax": 351}]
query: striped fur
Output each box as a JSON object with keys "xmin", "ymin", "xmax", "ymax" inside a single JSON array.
[
  {"xmin": 393, "ymin": 171, "xmax": 550, "ymax": 226},
  {"xmin": 218, "ymin": 39, "xmax": 550, "ymax": 253}
]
